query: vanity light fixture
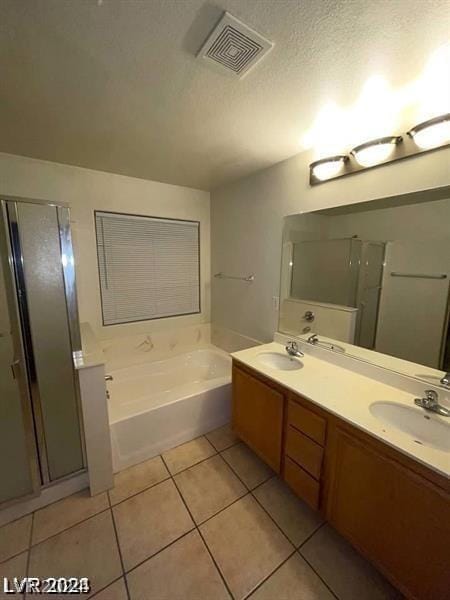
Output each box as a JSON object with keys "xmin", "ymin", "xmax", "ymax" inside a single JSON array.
[
  {"xmin": 351, "ymin": 136, "xmax": 402, "ymax": 168},
  {"xmin": 309, "ymin": 113, "xmax": 449, "ymax": 185},
  {"xmin": 310, "ymin": 155, "xmax": 348, "ymax": 182},
  {"xmin": 407, "ymin": 113, "xmax": 450, "ymax": 150}
]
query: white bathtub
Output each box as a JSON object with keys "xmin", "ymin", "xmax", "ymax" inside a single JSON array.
[{"xmin": 107, "ymin": 347, "xmax": 232, "ymax": 471}]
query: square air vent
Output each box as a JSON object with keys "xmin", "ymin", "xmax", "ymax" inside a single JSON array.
[{"xmin": 198, "ymin": 12, "xmax": 273, "ymax": 78}]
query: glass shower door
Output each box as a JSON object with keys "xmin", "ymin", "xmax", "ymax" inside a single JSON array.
[
  {"xmin": 1, "ymin": 197, "xmax": 85, "ymax": 507},
  {"xmin": 0, "ymin": 205, "xmax": 40, "ymax": 505},
  {"xmin": 15, "ymin": 201, "xmax": 84, "ymax": 482}
]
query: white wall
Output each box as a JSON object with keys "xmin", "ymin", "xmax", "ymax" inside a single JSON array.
[
  {"xmin": 0, "ymin": 153, "xmax": 210, "ymax": 339},
  {"xmin": 325, "ymin": 197, "xmax": 450, "ymax": 242},
  {"xmin": 375, "ymin": 240, "xmax": 449, "ymax": 368},
  {"xmin": 211, "ymin": 146, "xmax": 450, "ymax": 343}
]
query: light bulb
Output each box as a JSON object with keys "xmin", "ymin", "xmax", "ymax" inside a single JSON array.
[
  {"xmin": 408, "ymin": 115, "xmax": 450, "ymax": 149},
  {"xmin": 310, "ymin": 156, "xmax": 347, "ymax": 181},
  {"xmin": 351, "ymin": 137, "xmax": 402, "ymax": 168}
]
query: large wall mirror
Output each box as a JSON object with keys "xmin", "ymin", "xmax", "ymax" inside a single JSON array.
[{"xmin": 279, "ymin": 187, "xmax": 450, "ymax": 387}]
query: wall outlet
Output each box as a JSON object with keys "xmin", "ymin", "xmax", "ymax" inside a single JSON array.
[{"xmin": 272, "ymin": 296, "xmax": 280, "ymax": 311}]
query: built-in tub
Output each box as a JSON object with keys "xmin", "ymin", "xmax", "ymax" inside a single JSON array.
[{"xmin": 107, "ymin": 347, "xmax": 231, "ymax": 471}]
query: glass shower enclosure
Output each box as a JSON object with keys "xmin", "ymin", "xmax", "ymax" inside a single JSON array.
[{"xmin": 0, "ymin": 196, "xmax": 85, "ymax": 507}]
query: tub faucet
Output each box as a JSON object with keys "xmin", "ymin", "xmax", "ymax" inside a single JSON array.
[
  {"xmin": 285, "ymin": 341, "xmax": 304, "ymax": 358},
  {"xmin": 414, "ymin": 390, "xmax": 450, "ymax": 417},
  {"xmin": 307, "ymin": 334, "xmax": 319, "ymax": 344},
  {"xmin": 440, "ymin": 372, "xmax": 450, "ymax": 388}
]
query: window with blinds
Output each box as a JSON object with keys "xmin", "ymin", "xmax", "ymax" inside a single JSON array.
[{"xmin": 95, "ymin": 211, "xmax": 200, "ymax": 325}]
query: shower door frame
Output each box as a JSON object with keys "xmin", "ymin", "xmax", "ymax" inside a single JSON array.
[
  {"xmin": 0, "ymin": 200, "xmax": 41, "ymax": 506},
  {"xmin": 1, "ymin": 195, "xmax": 86, "ymax": 506}
]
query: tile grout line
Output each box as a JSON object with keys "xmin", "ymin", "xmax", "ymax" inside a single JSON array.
[
  {"xmin": 109, "ymin": 474, "xmax": 172, "ymax": 508},
  {"xmin": 297, "ymin": 521, "xmax": 326, "ymax": 551},
  {"xmin": 0, "ymin": 545, "xmax": 32, "ymax": 568},
  {"xmin": 6, "ymin": 441, "xmax": 332, "ymax": 600},
  {"xmin": 295, "ymin": 522, "xmax": 342, "ymax": 598},
  {"xmin": 245, "ymin": 467, "xmax": 339, "ymax": 599},
  {"xmin": 2, "ymin": 433, "xmax": 340, "ymax": 599},
  {"xmin": 297, "ymin": 550, "xmax": 340, "ymax": 600},
  {"xmin": 88, "ymin": 575, "xmax": 125, "ymax": 600},
  {"xmin": 24, "ymin": 511, "xmax": 35, "ymax": 599},
  {"xmin": 250, "ymin": 488, "xmax": 298, "ymax": 548},
  {"xmin": 195, "ymin": 491, "xmax": 249, "ymax": 528},
  {"xmin": 0, "ymin": 511, "xmax": 34, "ymax": 530},
  {"xmin": 215, "ymin": 450, "xmax": 296, "ymax": 543},
  {"xmin": 107, "ymin": 494, "xmax": 131, "ymax": 600},
  {"xmin": 183, "ymin": 450, "xmax": 327, "ymax": 600},
  {"xmin": 0, "ymin": 455, "xmax": 270, "ymax": 569},
  {"xmin": 212, "ymin": 452, "xmax": 304, "ymax": 598},
  {"xmin": 217, "ymin": 449, "xmax": 274, "ymax": 493},
  {"xmin": 206, "ymin": 438, "xmax": 240, "ymax": 454},
  {"xmin": 165, "ymin": 449, "xmax": 218, "ymax": 477},
  {"xmin": 111, "ymin": 457, "xmax": 242, "ymax": 517},
  {"xmin": 163, "ymin": 433, "xmax": 241, "ymax": 477},
  {"xmin": 4, "ymin": 444, "xmax": 238, "ymax": 576},
  {"xmin": 27, "ymin": 506, "xmax": 112, "ymax": 551},
  {"xmin": 20, "ymin": 486, "xmax": 332, "ymax": 600},
  {"xmin": 171, "ymin": 453, "xmax": 249, "ymax": 527},
  {"xmin": 216, "ymin": 451, "xmax": 338, "ymax": 599},
  {"xmin": 0, "ymin": 435, "xmax": 237, "ymax": 536},
  {"xmin": 250, "ymin": 474, "xmax": 277, "ymax": 493},
  {"xmin": 124, "ymin": 529, "xmax": 196, "ymax": 578},
  {"xmin": 160, "ymin": 453, "xmax": 236, "ymax": 600},
  {"xmin": 242, "ymin": 549, "xmax": 298, "ymax": 600},
  {"xmin": 216, "ymin": 447, "xmax": 319, "ymax": 550},
  {"xmin": 0, "ymin": 435, "xmax": 240, "ymax": 562},
  {"xmin": 0, "ymin": 485, "xmax": 93, "ymax": 530},
  {"xmin": 245, "ymin": 484, "xmax": 338, "ymax": 600}
]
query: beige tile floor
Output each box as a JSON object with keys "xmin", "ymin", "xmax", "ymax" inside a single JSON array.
[{"xmin": 0, "ymin": 424, "xmax": 401, "ymax": 600}]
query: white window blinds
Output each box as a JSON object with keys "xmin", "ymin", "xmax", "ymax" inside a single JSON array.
[{"xmin": 95, "ymin": 211, "xmax": 200, "ymax": 325}]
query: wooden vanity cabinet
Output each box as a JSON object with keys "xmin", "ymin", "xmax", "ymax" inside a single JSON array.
[
  {"xmin": 232, "ymin": 361, "xmax": 450, "ymax": 599},
  {"xmin": 325, "ymin": 421, "xmax": 450, "ymax": 600},
  {"xmin": 232, "ymin": 363, "xmax": 285, "ymax": 472}
]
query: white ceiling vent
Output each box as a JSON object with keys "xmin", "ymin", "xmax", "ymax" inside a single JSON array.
[{"xmin": 198, "ymin": 12, "xmax": 273, "ymax": 78}]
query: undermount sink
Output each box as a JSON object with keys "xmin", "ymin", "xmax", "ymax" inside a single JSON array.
[
  {"xmin": 370, "ymin": 401, "xmax": 450, "ymax": 452},
  {"xmin": 256, "ymin": 352, "xmax": 303, "ymax": 371}
]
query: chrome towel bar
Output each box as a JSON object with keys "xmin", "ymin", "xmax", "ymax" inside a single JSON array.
[
  {"xmin": 214, "ymin": 272, "xmax": 255, "ymax": 282},
  {"xmin": 390, "ymin": 272, "xmax": 447, "ymax": 280}
]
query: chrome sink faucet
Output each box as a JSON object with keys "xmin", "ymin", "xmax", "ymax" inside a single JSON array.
[
  {"xmin": 440, "ymin": 372, "xmax": 450, "ymax": 388},
  {"xmin": 307, "ymin": 334, "xmax": 319, "ymax": 344},
  {"xmin": 285, "ymin": 341, "xmax": 304, "ymax": 358},
  {"xmin": 414, "ymin": 390, "xmax": 450, "ymax": 417}
]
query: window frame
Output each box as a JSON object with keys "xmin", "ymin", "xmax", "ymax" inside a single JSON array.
[{"xmin": 94, "ymin": 210, "xmax": 201, "ymax": 326}]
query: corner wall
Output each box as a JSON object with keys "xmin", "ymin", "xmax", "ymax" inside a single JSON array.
[
  {"xmin": 0, "ymin": 153, "xmax": 210, "ymax": 339},
  {"xmin": 211, "ymin": 146, "xmax": 450, "ymax": 344}
]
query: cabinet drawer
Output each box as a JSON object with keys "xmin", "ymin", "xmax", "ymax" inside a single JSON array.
[
  {"xmin": 284, "ymin": 456, "xmax": 320, "ymax": 510},
  {"xmin": 288, "ymin": 399, "xmax": 326, "ymax": 446},
  {"xmin": 286, "ymin": 426, "xmax": 323, "ymax": 480}
]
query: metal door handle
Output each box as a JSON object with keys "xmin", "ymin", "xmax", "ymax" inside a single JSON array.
[
  {"xmin": 10, "ymin": 359, "xmax": 20, "ymax": 379},
  {"xmin": 105, "ymin": 374, "xmax": 113, "ymax": 381}
]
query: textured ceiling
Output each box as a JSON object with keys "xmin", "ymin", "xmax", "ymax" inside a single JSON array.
[{"xmin": 0, "ymin": 0, "xmax": 449, "ymax": 190}]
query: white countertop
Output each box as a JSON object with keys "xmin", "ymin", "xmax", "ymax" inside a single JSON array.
[{"xmin": 232, "ymin": 342, "xmax": 450, "ymax": 479}]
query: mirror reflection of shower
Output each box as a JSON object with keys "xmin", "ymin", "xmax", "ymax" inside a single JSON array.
[
  {"xmin": 280, "ymin": 193, "xmax": 450, "ymax": 370},
  {"xmin": 287, "ymin": 237, "xmax": 385, "ymax": 350}
]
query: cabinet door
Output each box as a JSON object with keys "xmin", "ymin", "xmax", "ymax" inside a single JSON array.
[
  {"xmin": 232, "ymin": 366, "xmax": 284, "ymax": 472},
  {"xmin": 327, "ymin": 427, "xmax": 450, "ymax": 600}
]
